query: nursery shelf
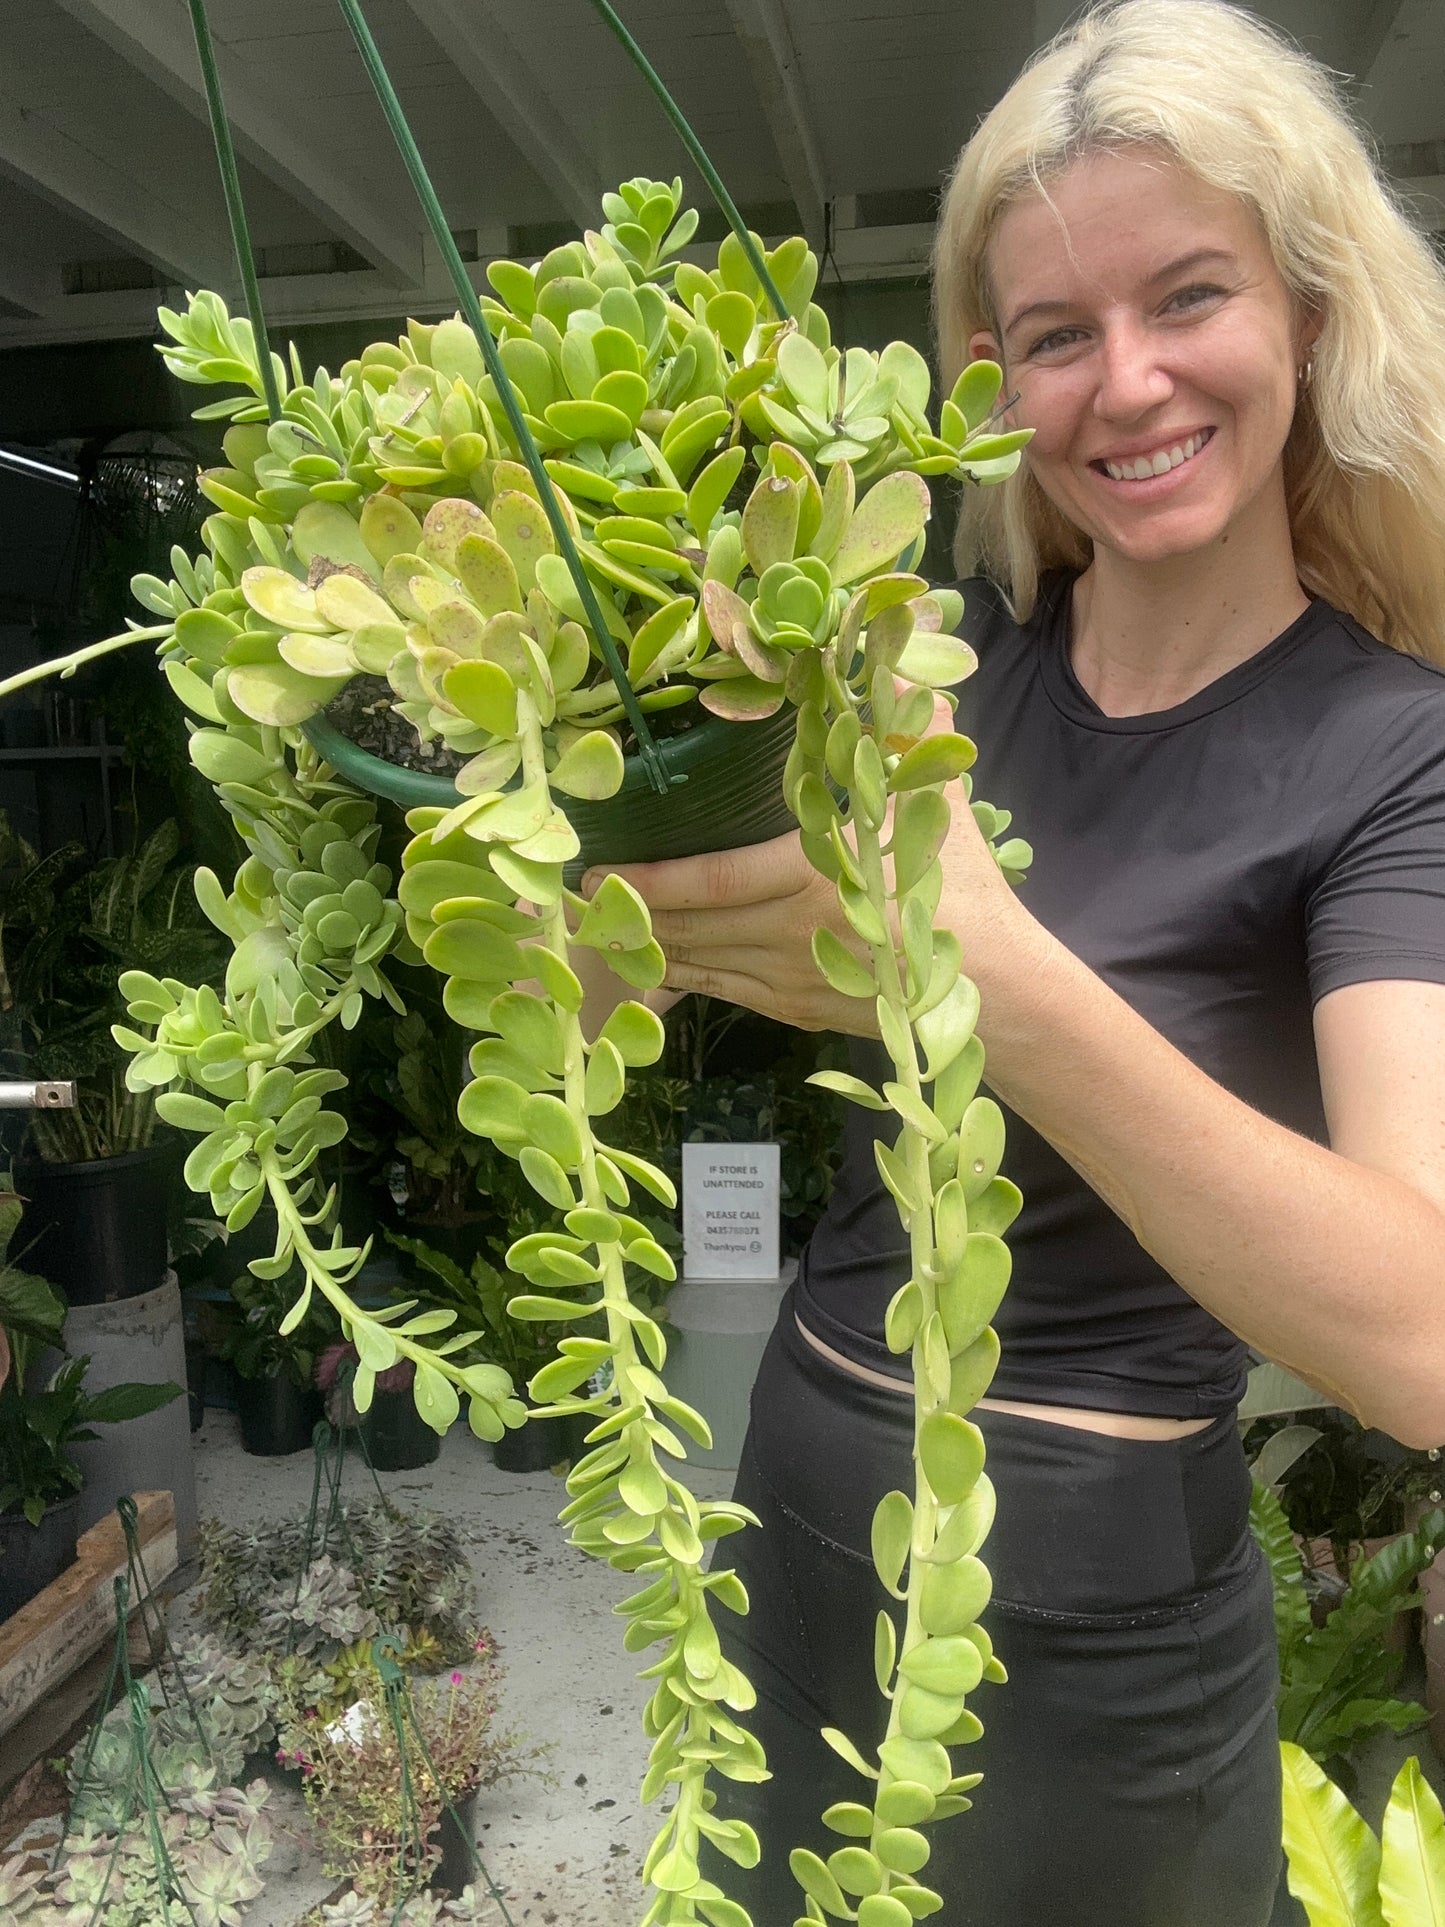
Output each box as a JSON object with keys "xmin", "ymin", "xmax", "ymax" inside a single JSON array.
[{"xmin": 0, "ymin": 1490, "xmax": 177, "ymax": 1745}]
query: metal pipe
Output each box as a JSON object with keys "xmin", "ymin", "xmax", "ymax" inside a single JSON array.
[{"xmin": 0, "ymin": 1080, "xmax": 77, "ymax": 1109}]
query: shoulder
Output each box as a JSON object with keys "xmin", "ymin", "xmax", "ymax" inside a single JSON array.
[{"xmin": 1292, "ymin": 605, "xmax": 1445, "ymax": 792}]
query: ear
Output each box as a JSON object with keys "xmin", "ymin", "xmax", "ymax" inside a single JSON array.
[
  {"xmin": 1294, "ymin": 299, "xmax": 1323, "ymax": 361},
  {"xmin": 968, "ymin": 328, "xmax": 1004, "ymax": 370}
]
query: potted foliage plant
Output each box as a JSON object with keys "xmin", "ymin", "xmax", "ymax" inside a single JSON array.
[
  {"xmin": 3, "ymin": 5, "xmax": 1033, "ymax": 1909},
  {"xmin": 0, "ymin": 1209, "xmax": 182, "ymax": 1617},
  {"xmin": 221, "ymin": 1259, "xmax": 333, "ymax": 1455},
  {"xmin": 1279, "ymin": 1746, "xmax": 1445, "ymax": 1923},
  {"xmin": 0, "ymin": 815, "xmax": 224, "ymax": 1305}
]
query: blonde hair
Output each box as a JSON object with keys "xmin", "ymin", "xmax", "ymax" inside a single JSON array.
[{"xmin": 934, "ymin": 0, "xmax": 1445, "ymax": 664}]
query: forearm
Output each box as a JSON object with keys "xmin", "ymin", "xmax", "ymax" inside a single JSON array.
[{"xmin": 971, "ymin": 910, "xmax": 1445, "ymax": 1446}]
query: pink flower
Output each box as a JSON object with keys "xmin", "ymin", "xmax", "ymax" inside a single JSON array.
[{"xmin": 451, "ymin": 1671, "xmax": 463, "ymax": 1685}]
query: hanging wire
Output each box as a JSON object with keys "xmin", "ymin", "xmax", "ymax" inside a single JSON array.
[
  {"xmin": 184, "ymin": 0, "xmax": 282, "ymax": 423},
  {"xmin": 66, "ymin": 1575, "xmax": 203, "ymax": 1927},
  {"xmin": 334, "ymin": 0, "xmax": 673, "ymax": 795},
  {"xmin": 583, "ymin": 0, "xmax": 791, "ymax": 322},
  {"xmin": 372, "ymin": 1637, "xmax": 519, "ymax": 1927}
]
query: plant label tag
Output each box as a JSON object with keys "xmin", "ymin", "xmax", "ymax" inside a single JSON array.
[{"xmin": 682, "ymin": 1141, "xmax": 781, "ymax": 1280}]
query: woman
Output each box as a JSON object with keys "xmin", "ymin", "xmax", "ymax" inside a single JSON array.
[{"xmin": 589, "ymin": 3, "xmax": 1445, "ymax": 1919}]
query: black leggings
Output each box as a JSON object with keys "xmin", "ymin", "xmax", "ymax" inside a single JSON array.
[{"xmin": 704, "ymin": 1300, "xmax": 1282, "ymax": 1926}]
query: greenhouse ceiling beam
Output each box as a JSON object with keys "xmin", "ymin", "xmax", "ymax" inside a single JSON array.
[
  {"xmin": 401, "ymin": 0, "xmax": 605, "ymax": 232},
  {"xmin": 1355, "ymin": 0, "xmax": 1410, "ymax": 86},
  {"xmin": 721, "ymin": 0, "xmax": 828, "ymax": 244},
  {"xmin": 48, "ymin": 0, "xmax": 424, "ymax": 289},
  {"xmin": 0, "ymin": 92, "xmax": 229, "ymax": 287},
  {"xmin": 0, "ymin": 264, "xmax": 54, "ymax": 319}
]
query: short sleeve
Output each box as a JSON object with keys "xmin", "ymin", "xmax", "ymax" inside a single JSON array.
[{"xmin": 1306, "ymin": 690, "xmax": 1445, "ymax": 1002}]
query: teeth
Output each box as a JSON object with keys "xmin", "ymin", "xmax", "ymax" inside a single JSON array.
[{"xmin": 1103, "ymin": 430, "xmax": 1208, "ymax": 482}]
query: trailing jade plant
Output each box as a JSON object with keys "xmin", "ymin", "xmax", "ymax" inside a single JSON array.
[{"xmin": 5, "ymin": 174, "xmax": 1029, "ymax": 1926}]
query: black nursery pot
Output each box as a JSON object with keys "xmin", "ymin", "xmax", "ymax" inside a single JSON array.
[
  {"xmin": 431, "ymin": 1791, "xmax": 480, "ymax": 1898},
  {"xmin": 236, "ymin": 1370, "xmax": 321, "ymax": 1457},
  {"xmin": 0, "ymin": 1492, "xmax": 81, "ymax": 1621},
  {"xmin": 359, "ymin": 1384, "xmax": 441, "ymax": 1471},
  {"xmin": 16, "ymin": 1142, "xmax": 173, "ymax": 1304},
  {"xmin": 493, "ymin": 1409, "xmax": 575, "ymax": 1473}
]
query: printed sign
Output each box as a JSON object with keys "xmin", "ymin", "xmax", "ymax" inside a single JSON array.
[{"xmin": 681, "ymin": 1141, "xmax": 781, "ymax": 1280}]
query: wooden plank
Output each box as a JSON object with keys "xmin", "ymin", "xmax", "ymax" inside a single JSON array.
[{"xmin": 0, "ymin": 1491, "xmax": 177, "ymax": 1740}]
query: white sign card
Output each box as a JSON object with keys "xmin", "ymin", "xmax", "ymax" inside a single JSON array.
[{"xmin": 681, "ymin": 1141, "xmax": 781, "ymax": 1280}]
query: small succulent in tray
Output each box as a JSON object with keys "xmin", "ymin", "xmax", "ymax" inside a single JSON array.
[{"xmin": 199, "ymin": 1498, "xmax": 478, "ymax": 1664}]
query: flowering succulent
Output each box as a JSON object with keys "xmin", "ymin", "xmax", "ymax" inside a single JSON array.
[{"xmin": 292, "ymin": 1652, "xmax": 526, "ymax": 1907}]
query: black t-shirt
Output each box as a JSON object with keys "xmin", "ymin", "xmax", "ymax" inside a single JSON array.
[{"xmin": 798, "ymin": 570, "xmax": 1445, "ymax": 1418}]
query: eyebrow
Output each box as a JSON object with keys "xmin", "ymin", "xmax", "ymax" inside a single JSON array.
[{"xmin": 1002, "ymin": 247, "xmax": 1238, "ymax": 338}]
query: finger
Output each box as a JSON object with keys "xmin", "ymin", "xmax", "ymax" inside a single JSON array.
[
  {"xmin": 646, "ymin": 898, "xmax": 799, "ymax": 949},
  {"xmin": 891, "ymin": 674, "xmax": 957, "ymax": 742},
  {"xmin": 585, "ymin": 830, "xmax": 806, "ymax": 911}
]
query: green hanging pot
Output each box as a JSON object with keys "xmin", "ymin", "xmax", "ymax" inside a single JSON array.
[{"xmin": 303, "ymin": 706, "xmax": 799, "ymax": 875}]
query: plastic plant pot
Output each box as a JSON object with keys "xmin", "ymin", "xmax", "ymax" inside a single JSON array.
[
  {"xmin": 0, "ymin": 1491, "xmax": 81, "ymax": 1621},
  {"xmin": 303, "ymin": 703, "xmax": 799, "ymax": 882},
  {"xmin": 236, "ymin": 1369, "xmax": 321, "ymax": 1456}
]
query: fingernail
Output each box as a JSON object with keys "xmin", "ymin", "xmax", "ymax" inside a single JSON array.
[{"xmin": 580, "ymin": 870, "xmax": 600, "ymax": 897}]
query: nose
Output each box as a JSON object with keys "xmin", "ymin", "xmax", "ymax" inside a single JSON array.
[{"xmin": 1093, "ymin": 318, "xmax": 1173, "ymax": 422}]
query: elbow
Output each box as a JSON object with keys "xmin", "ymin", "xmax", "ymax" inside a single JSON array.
[{"xmin": 1354, "ymin": 1395, "xmax": 1445, "ymax": 1454}]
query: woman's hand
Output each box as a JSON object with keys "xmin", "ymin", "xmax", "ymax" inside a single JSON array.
[
  {"xmin": 588, "ymin": 721, "xmax": 1039, "ymax": 1035},
  {"xmin": 588, "ymin": 830, "xmax": 880, "ymax": 1034}
]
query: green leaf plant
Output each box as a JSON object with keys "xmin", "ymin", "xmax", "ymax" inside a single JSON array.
[
  {"xmin": 1252, "ymin": 1480, "xmax": 1443, "ymax": 1766},
  {"xmin": 0, "ymin": 179, "xmax": 1027, "ymax": 1926},
  {"xmin": 1280, "ymin": 1745, "xmax": 1445, "ymax": 1925}
]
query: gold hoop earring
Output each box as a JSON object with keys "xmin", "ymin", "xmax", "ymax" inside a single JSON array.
[{"xmin": 1297, "ymin": 355, "xmax": 1315, "ymax": 388}]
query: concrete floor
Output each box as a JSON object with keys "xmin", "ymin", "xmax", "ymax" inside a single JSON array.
[
  {"xmin": 12, "ymin": 1407, "xmax": 1445, "ymax": 1925},
  {"xmin": 190, "ymin": 1408, "xmax": 735, "ymax": 1927}
]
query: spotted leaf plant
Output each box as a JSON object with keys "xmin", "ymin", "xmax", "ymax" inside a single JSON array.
[{"xmin": 2, "ymin": 177, "xmax": 1029, "ymax": 1927}]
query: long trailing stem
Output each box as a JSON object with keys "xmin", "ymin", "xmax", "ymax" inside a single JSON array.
[
  {"xmin": 0, "ymin": 627, "xmax": 170, "ymax": 704},
  {"xmin": 783, "ymin": 596, "xmax": 1025, "ymax": 1919}
]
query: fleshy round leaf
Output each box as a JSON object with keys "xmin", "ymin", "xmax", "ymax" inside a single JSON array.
[
  {"xmin": 919, "ymin": 1412, "xmax": 985, "ymax": 1507},
  {"xmin": 241, "ymin": 566, "xmax": 326, "ymax": 632},
  {"xmin": 892, "ymin": 733, "xmax": 977, "ymax": 790},
  {"xmin": 522, "ymin": 1093, "xmax": 584, "ymax": 1169},
  {"xmin": 597, "ymin": 999, "xmax": 666, "ymax": 1067},
  {"xmin": 551, "ymin": 729, "xmax": 625, "ymax": 800},
  {"xmin": 444, "ymin": 659, "xmax": 518, "ymax": 737},
  {"xmin": 831, "ymin": 471, "xmax": 930, "ymax": 586},
  {"xmin": 229, "ymin": 661, "xmax": 342, "ymax": 726},
  {"xmin": 871, "ymin": 1489, "xmax": 913, "ymax": 1599}
]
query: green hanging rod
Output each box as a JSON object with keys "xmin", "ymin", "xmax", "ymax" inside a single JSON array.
[
  {"xmin": 584, "ymin": 0, "xmax": 792, "ymax": 323},
  {"xmin": 335, "ymin": 0, "xmax": 672, "ymax": 796},
  {"xmin": 186, "ymin": 0, "xmax": 282, "ymax": 424}
]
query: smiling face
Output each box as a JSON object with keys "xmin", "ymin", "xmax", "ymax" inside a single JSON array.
[{"xmin": 972, "ymin": 147, "xmax": 1310, "ymax": 570}]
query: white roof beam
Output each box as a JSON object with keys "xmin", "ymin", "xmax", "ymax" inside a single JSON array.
[
  {"xmin": 402, "ymin": 0, "xmax": 606, "ymax": 233},
  {"xmin": 722, "ymin": 0, "xmax": 828, "ymax": 244},
  {"xmin": 0, "ymin": 91, "xmax": 229, "ymax": 287},
  {"xmin": 0, "ymin": 260, "xmax": 55, "ymax": 318},
  {"xmin": 1355, "ymin": 0, "xmax": 1412, "ymax": 87},
  {"xmin": 47, "ymin": 0, "xmax": 423, "ymax": 289}
]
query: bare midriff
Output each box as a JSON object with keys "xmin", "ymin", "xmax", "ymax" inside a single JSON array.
[{"xmin": 794, "ymin": 1313, "xmax": 1215, "ymax": 1440}]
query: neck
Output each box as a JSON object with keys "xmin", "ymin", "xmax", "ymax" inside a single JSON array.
[{"xmin": 1068, "ymin": 492, "xmax": 1308, "ymax": 717}]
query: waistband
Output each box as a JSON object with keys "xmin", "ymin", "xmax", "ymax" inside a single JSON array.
[
  {"xmin": 794, "ymin": 1261, "xmax": 1246, "ymax": 1421},
  {"xmin": 758, "ymin": 1297, "xmax": 1254, "ymax": 1615}
]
